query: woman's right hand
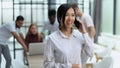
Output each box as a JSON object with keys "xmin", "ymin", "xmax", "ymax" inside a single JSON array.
[
  {"xmin": 72, "ymin": 64, "xmax": 80, "ymax": 68},
  {"xmin": 76, "ymin": 17, "xmax": 87, "ymax": 34},
  {"xmin": 23, "ymin": 45, "xmax": 28, "ymax": 53}
]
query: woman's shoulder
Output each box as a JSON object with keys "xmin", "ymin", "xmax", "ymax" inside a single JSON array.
[
  {"xmin": 48, "ymin": 30, "xmax": 59, "ymax": 38},
  {"xmin": 73, "ymin": 29, "xmax": 82, "ymax": 34},
  {"xmin": 47, "ymin": 30, "xmax": 61, "ymax": 42},
  {"xmin": 73, "ymin": 29, "xmax": 83, "ymax": 38},
  {"xmin": 46, "ymin": 30, "xmax": 61, "ymax": 45}
]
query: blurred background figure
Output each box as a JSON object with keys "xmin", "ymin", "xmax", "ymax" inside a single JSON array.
[
  {"xmin": 72, "ymin": 3, "xmax": 95, "ymax": 39},
  {"xmin": 25, "ymin": 23, "xmax": 43, "ymax": 52},
  {"xmin": 0, "ymin": 15, "xmax": 27, "ymax": 68},
  {"xmin": 41, "ymin": 9, "xmax": 58, "ymax": 39},
  {"xmin": 72, "ymin": 3, "xmax": 96, "ymax": 68}
]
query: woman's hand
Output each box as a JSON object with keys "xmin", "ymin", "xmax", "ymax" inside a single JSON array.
[
  {"xmin": 76, "ymin": 17, "xmax": 87, "ymax": 34},
  {"xmin": 23, "ymin": 45, "xmax": 28, "ymax": 53},
  {"xmin": 72, "ymin": 64, "xmax": 80, "ymax": 68}
]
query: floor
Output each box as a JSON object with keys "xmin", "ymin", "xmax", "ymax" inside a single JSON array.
[
  {"xmin": 28, "ymin": 55, "xmax": 44, "ymax": 68},
  {"xmin": 1, "ymin": 50, "xmax": 44, "ymax": 68},
  {"xmin": 1, "ymin": 44, "xmax": 120, "ymax": 68}
]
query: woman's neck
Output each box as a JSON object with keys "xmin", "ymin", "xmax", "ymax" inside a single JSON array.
[{"xmin": 61, "ymin": 28, "xmax": 72, "ymax": 37}]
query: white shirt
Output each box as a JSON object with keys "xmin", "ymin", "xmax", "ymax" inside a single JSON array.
[
  {"xmin": 80, "ymin": 13, "xmax": 94, "ymax": 32},
  {"xmin": 0, "ymin": 22, "xmax": 21, "ymax": 45},
  {"xmin": 42, "ymin": 20, "xmax": 58, "ymax": 34},
  {"xmin": 44, "ymin": 29, "xmax": 94, "ymax": 68}
]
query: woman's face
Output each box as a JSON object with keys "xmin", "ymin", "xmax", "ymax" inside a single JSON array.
[
  {"xmin": 30, "ymin": 25, "xmax": 38, "ymax": 35},
  {"xmin": 64, "ymin": 8, "xmax": 75, "ymax": 29}
]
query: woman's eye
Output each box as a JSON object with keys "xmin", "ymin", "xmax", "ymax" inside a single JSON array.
[{"xmin": 72, "ymin": 14, "xmax": 75, "ymax": 17}]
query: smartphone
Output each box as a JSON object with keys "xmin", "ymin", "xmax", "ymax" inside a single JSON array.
[{"xmin": 74, "ymin": 18, "xmax": 80, "ymax": 29}]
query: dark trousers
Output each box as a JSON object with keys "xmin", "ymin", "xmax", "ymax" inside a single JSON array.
[{"xmin": 0, "ymin": 44, "xmax": 11, "ymax": 68}]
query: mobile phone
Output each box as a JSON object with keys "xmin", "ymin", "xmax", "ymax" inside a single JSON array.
[{"xmin": 74, "ymin": 18, "xmax": 80, "ymax": 29}]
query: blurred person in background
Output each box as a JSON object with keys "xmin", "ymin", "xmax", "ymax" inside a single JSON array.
[
  {"xmin": 25, "ymin": 23, "xmax": 43, "ymax": 52},
  {"xmin": 41, "ymin": 9, "xmax": 58, "ymax": 39},
  {"xmin": 0, "ymin": 15, "xmax": 27, "ymax": 68}
]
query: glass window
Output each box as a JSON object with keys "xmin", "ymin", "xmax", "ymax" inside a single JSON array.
[
  {"xmin": 14, "ymin": 0, "xmax": 44, "ymax": 3},
  {"xmin": 24, "ymin": 4, "xmax": 31, "ymax": 25},
  {"xmin": 32, "ymin": 4, "xmax": 44, "ymax": 25},
  {"xmin": 2, "ymin": 2, "xmax": 13, "ymax": 22},
  {"xmin": 2, "ymin": 0, "xmax": 12, "ymax": 2},
  {"xmin": 56, "ymin": 0, "xmax": 67, "ymax": 9},
  {"xmin": 90, "ymin": 0, "xmax": 94, "ymax": 16},
  {"xmin": 0, "ymin": 3, "xmax": 1, "ymax": 25},
  {"xmin": 101, "ymin": 0, "xmax": 113, "ymax": 34},
  {"xmin": 78, "ymin": 0, "xmax": 90, "ymax": 13}
]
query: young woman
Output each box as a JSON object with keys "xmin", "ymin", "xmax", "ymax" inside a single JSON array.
[
  {"xmin": 44, "ymin": 4, "xmax": 94, "ymax": 68},
  {"xmin": 25, "ymin": 23, "xmax": 43, "ymax": 51}
]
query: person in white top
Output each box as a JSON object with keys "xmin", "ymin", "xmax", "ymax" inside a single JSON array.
[
  {"xmin": 0, "ymin": 15, "xmax": 27, "ymax": 68},
  {"xmin": 72, "ymin": 3, "xmax": 96, "ymax": 68},
  {"xmin": 72, "ymin": 3, "xmax": 96, "ymax": 40},
  {"xmin": 41, "ymin": 9, "xmax": 58, "ymax": 35},
  {"xmin": 44, "ymin": 4, "xmax": 94, "ymax": 68}
]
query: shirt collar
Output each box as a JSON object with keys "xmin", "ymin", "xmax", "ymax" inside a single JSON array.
[{"xmin": 58, "ymin": 29, "xmax": 77, "ymax": 39}]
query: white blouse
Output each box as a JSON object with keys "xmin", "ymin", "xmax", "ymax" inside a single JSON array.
[{"xmin": 44, "ymin": 29, "xmax": 94, "ymax": 68}]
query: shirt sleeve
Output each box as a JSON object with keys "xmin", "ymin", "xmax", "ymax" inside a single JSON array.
[
  {"xmin": 82, "ymin": 33, "xmax": 94, "ymax": 57},
  {"xmin": 44, "ymin": 37, "xmax": 72, "ymax": 68},
  {"xmin": 6, "ymin": 23, "xmax": 16, "ymax": 32}
]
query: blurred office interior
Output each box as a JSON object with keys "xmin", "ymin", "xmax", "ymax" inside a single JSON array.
[{"xmin": 0, "ymin": 0, "xmax": 120, "ymax": 68}]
